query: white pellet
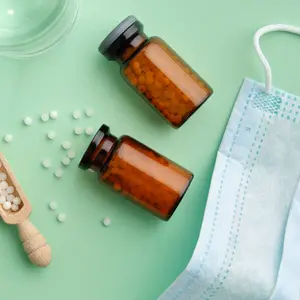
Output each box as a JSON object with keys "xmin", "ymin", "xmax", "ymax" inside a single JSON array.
[
  {"xmin": 62, "ymin": 157, "xmax": 71, "ymax": 166},
  {"xmin": 57, "ymin": 213, "xmax": 67, "ymax": 223},
  {"xmin": 41, "ymin": 113, "xmax": 49, "ymax": 122},
  {"xmin": 0, "ymin": 196, "xmax": 6, "ymax": 204},
  {"xmin": 72, "ymin": 110, "xmax": 81, "ymax": 120},
  {"xmin": 85, "ymin": 108, "xmax": 94, "ymax": 117},
  {"xmin": 13, "ymin": 197, "xmax": 21, "ymax": 205},
  {"xmin": 47, "ymin": 131, "xmax": 56, "ymax": 140},
  {"xmin": 74, "ymin": 127, "xmax": 83, "ymax": 135},
  {"xmin": 11, "ymin": 204, "xmax": 19, "ymax": 212},
  {"xmin": 7, "ymin": 194, "xmax": 14, "ymax": 202},
  {"xmin": 0, "ymin": 172, "xmax": 7, "ymax": 180},
  {"xmin": 6, "ymin": 186, "xmax": 14, "ymax": 194},
  {"xmin": 0, "ymin": 181, "xmax": 8, "ymax": 190},
  {"xmin": 88, "ymin": 169, "xmax": 95, "ymax": 173},
  {"xmin": 85, "ymin": 127, "xmax": 94, "ymax": 136},
  {"xmin": 55, "ymin": 169, "xmax": 63, "ymax": 178},
  {"xmin": 23, "ymin": 117, "xmax": 33, "ymax": 126},
  {"xmin": 1, "ymin": 190, "xmax": 8, "ymax": 197},
  {"xmin": 49, "ymin": 201, "xmax": 58, "ymax": 210},
  {"xmin": 50, "ymin": 111, "xmax": 58, "ymax": 119},
  {"xmin": 3, "ymin": 201, "xmax": 11, "ymax": 210},
  {"xmin": 62, "ymin": 141, "xmax": 71, "ymax": 150},
  {"xmin": 102, "ymin": 217, "xmax": 112, "ymax": 227},
  {"xmin": 4, "ymin": 134, "xmax": 13, "ymax": 143},
  {"xmin": 67, "ymin": 150, "xmax": 76, "ymax": 159},
  {"xmin": 42, "ymin": 159, "xmax": 51, "ymax": 169}
]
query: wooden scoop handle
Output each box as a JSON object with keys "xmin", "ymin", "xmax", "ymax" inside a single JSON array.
[{"xmin": 17, "ymin": 219, "xmax": 52, "ymax": 267}]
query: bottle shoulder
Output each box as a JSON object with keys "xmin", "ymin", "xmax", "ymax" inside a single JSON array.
[{"xmin": 119, "ymin": 135, "xmax": 134, "ymax": 143}]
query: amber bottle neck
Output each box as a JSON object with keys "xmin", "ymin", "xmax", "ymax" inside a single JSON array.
[
  {"xmin": 90, "ymin": 135, "xmax": 118, "ymax": 172},
  {"xmin": 99, "ymin": 17, "xmax": 148, "ymax": 64},
  {"xmin": 116, "ymin": 32, "xmax": 148, "ymax": 64},
  {"xmin": 79, "ymin": 125, "xmax": 118, "ymax": 173}
]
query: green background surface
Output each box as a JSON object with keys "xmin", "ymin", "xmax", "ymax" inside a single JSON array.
[{"xmin": 1, "ymin": 1, "xmax": 300, "ymax": 299}]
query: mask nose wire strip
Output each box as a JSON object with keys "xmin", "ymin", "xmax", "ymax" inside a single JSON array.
[{"xmin": 254, "ymin": 24, "xmax": 300, "ymax": 94}]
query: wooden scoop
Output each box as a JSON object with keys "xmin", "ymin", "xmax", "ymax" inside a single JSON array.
[{"xmin": 0, "ymin": 153, "xmax": 51, "ymax": 267}]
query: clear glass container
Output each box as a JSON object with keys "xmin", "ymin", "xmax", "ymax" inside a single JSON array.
[
  {"xmin": 79, "ymin": 125, "xmax": 194, "ymax": 221},
  {"xmin": 99, "ymin": 16, "xmax": 213, "ymax": 128},
  {"xmin": 0, "ymin": 0, "xmax": 79, "ymax": 58}
]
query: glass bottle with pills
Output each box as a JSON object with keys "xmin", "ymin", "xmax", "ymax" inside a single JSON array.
[
  {"xmin": 99, "ymin": 16, "xmax": 213, "ymax": 128},
  {"xmin": 79, "ymin": 125, "xmax": 194, "ymax": 221}
]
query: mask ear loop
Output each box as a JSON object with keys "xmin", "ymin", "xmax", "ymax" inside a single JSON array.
[{"xmin": 254, "ymin": 24, "xmax": 300, "ymax": 94}]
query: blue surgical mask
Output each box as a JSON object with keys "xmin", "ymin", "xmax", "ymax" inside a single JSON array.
[{"xmin": 159, "ymin": 24, "xmax": 300, "ymax": 300}]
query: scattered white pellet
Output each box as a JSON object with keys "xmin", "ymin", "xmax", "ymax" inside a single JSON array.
[
  {"xmin": 11, "ymin": 204, "xmax": 19, "ymax": 212},
  {"xmin": 62, "ymin": 141, "xmax": 71, "ymax": 150},
  {"xmin": 57, "ymin": 213, "xmax": 67, "ymax": 223},
  {"xmin": 6, "ymin": 186, "xmax": 14, "ymax": 194},
  {"xmin": 0, "ymin": 181, "xmax": 8, "ymax": 190},
  {"xmin": 0, "ymin": 196, "xmax": 6, "ymax": 204},
  {"xmin": 74, "ymin": 127, "xmax": 83, "ymax": 135},
  {"xmin": 50, "ymin": 111, "xmax": 58, "ymax": 119},
  {"xmin": 47, "ymin": 131, "xmax": 56, "ymax": 140},
  {"xmin": 49, "ymin": 201, "xmax": 58, "ymax": 211},
  {"xmin": 3, "ymin": 201, "xmax": 11, "ymax": 210},
  {"xmin": 54, "ymin": 169, "xmax": 63, "ymax": 178},
  {"xmin": 0, "ymin": 172, "xmax": 7, "ymax": 181},
  {"xmin": 62, "ymin": 157, "xmax": 71, "ymax": 166},
  {"xmin": 4, "ymin": 134, "xmax": 13, "ymax": 143},
  {"xmin": 102, "ymin": 217, "xmax": 112, "ymax": 227},
  {"xmin": 41, "ymin": 113, "xmax": 49, "ymax": 122},
  {"xmin": 23, "ymin": 117, "xmax": 33, "ymax": 126},
  {"xmin": 42, "ymin": 159, "xmax": 51, "ymax": 169},
  {"xmin": 7, "ymin": 194, "xmax": 14, "ymax": 202},
  {"xmin": 13, "ymin": 197, "xmax": 21, "ymax": 205},
  {"xmin": 85, "ymin": 127, "xmax": 94, "ymax": 136},
  {"xmin": 72, "ymin": 110, "xmax": 81, "ymax": 120},
  {"xmin": 85, "ymin": 108, "xmax": 94, "ymax": 117},
  {"xmin": 67, "ymin": 150, "xmax": 76, "ymax": 159}
]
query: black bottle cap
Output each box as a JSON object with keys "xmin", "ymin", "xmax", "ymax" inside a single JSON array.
[
  {"xmin": 98, "ymin": 15, "xmax": 143, "ymax": 61},
  {"xmin": 79, "ymin": 125, "xmax": 110, "ymax": 170}
]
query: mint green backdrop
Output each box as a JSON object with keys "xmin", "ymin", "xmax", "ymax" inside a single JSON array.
[{"xmin": 1, "ymin": 1, "xmax": 300, "ymax": 299}]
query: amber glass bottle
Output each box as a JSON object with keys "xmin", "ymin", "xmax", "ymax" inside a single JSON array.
[
  {"xmin": 99, "ymin": 16, "xmax": 213, "ymax": 128},
  {"xmin": 79, "ymin": 125, "xmax": 194, "ymax": 221}
]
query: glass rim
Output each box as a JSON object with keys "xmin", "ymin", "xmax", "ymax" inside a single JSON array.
[{"xmin": 0, "ymin": 0, "xmax": 79, "ymax": 58}]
